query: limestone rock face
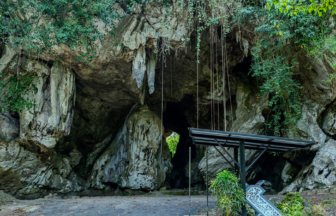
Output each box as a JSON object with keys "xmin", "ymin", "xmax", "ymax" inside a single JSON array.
[
  {"xmin": 20, "ymin": 62, "xmax": 76, "ymax": 148},
  {"xmin": 185, "ymin": 158, "xmax": 203, "ymax": 186},
  {"xmin": 198, "ymin": 81, "xmax": 265, "ymax": 181},
  {"xmin": 281, "ymin": 139, "xmax": 336, "ymax": 194},
  {"xmin": 0, "ymin": 114, "xmax": 19, "ymax": 142},
  {"xmin": 90, "ymin": 105, "xmax": 172, "ymax": 190},
  {"xmin": 231, "ymin": 81, "xmax": 269, "ymax": 134},
  {"xmin": 0, "ymin": 140, "xmax": 84, "ymax": 198},
  {"xmin": 292, "ymin": 103, "xmax": 326, "ymax": 151},
  {"xmin": 321, "ymin": 102, "xmax": 336, "ymax": 137},
  {"xmin": 281, "ymin": 162, "xmax": 300, "ymax": 187}
]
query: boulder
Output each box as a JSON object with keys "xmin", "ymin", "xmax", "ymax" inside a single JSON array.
[{"xmin": 90, "ymin": 105, "xmax": 172, "ymax": 190}]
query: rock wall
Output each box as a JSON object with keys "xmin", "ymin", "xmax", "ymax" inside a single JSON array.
[{"xmin": 0, "ymin": 0, "xmax": 336, "ymax": 197}]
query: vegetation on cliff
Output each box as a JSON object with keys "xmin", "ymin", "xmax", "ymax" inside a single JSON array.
[{"xmin": 0, "ymin": 0, "xmax": 335, "ymax": 136}]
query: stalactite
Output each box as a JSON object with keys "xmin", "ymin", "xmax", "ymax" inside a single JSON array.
[
  {"xmin": 146, "ymin": 51, "xmax": 157, "ymax": 94},
  {"xmin": 132, "ymin": 45, "xmax": 146, "ymax": 88}
]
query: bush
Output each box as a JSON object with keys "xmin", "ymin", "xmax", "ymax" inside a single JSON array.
[
  {"xmin": 278, "ymin": 192, "xmax": 305, "ymax": 216},
  {"xmin": 209, "ymin": 170, "xmax": 246, "ymax": 216}
]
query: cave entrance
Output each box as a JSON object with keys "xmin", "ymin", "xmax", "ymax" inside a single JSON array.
[{"xmin": 162, "ymin": 97, "xmax": 198, "ymax": 189}]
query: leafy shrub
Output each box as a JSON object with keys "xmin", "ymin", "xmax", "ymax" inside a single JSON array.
[
  {"xmin": 278, "ymin": 192, "xmax": 305, "ymax": 216},
  {"xmin": 209, "ymin": 170, "xmax": 246, "ymax": 216},
  {"xmin": 166, "ymin": 132, "xmax": 179, "ymax": 157},
  {"xmin": 0, "ymin": 74, "xmax": 36, "ymax": 113}
]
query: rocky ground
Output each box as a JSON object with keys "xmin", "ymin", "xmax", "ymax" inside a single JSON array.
[
  {"xmin": 0, "ymin": 190, "xmax": 217, "ymax": 216},
  {"xmin": 2, "ymin": 190, "xmax": 336, "ymax": 216}
]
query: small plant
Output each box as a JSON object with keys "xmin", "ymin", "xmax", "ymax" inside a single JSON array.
[
  {"xmin": 278, "ymin": 192, "xmax": 305, "ymax": 216},
  {"xmin": 209, "ymin": 170, "xmax": 246, "ymax": 216},
  {"xmin": 166, "ymin": 132, "xmax": 180, "ymax": 157}
]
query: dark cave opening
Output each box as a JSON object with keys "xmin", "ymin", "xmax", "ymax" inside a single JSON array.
[{"xmin": 162, "ymin": 95, "xmax": 197, "ymax": 189}]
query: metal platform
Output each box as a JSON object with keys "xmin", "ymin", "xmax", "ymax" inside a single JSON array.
[{"xmin": 189, "ymin": 128, "xmax": 317, "ymax": 152}]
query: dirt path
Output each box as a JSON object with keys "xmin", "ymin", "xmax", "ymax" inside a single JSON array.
[{"xmin": 2, "ymin": 191, "xmax": 336, "ymax": 216}]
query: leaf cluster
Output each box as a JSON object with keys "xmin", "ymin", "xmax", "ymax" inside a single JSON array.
[
  {"xmin": 166, "ymin": 132, "xmax": 180, "ymax": 157},
  {"xmin": 278, "ymin": 192, "xmax": 305, "ymax": 216},
  {"xmin": 209, "ymin": 170, "xmax": 246, "ymax": 216},
  {"xmin": 0, "ymin": 73, "xmax": 36, "ymax": 113}
]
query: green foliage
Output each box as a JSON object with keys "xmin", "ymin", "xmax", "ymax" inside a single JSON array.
[
  {"xmin": 0, "ymin": 0, "xmax": 125, "ymax": 114},
  {"xmin": 0, "ymin": 73, "xmax": 36, "ymax": 113},
  {"xmin": 278, "ymin": 192, "xmax": 305, "ymax": 216},
  {"xmin": 0, "ymin": 0, "xmax": 121, "ymax": 64},
  {"xmin": 267, "ymin": 0, "xmax": 336, "ymax": 16},
  {"xmin": 166, "ymin": 132, "xmax": 180, "ymax": 157},
  {"xmin": 209, "ymin": 170, "xmax": 246, "ymax": 216},
  {"xmin": 234, "ymin": 3, "xmax": 331, "ymax": 135}
]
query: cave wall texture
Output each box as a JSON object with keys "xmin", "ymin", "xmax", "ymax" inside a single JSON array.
[{"xmin": 1, "ymin": 1, "xmax": 336, "ymax": 199}]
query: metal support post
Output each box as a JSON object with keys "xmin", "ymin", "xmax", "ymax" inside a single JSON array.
[
  {"xmin": 189, "ymin": 147, "xmax": 191, "ymax": 216},
  {"xmin": 234, "ymin": 147, "xmax": 238, "ymax": 175},
  {"xmin": 240, "ymin": 141, "xmax": 247, "ymax": 216},
  {"xmin": 214, "ymin": 146, "xmax": 234, "ymax": 169},
  {"xmin": 206, "ymin": 147, "xmax": 208, "ymax": 216}
]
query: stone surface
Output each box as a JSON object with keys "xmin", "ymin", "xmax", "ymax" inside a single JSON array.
[
  {"xmin": 0, "ymin": 113, "xmax": 19, "ymax": 142},
  {"xmin": 281, "ymin": 139, "xmax": 336, "ymax": 194},
  {"xmin": 1, "ymin": 1, "xmax": 336, "ymax": 197},
  {"xmin": 292, "ymin": 103, "xmax": 326, "ymax": 151},
  {"xmin": 69, "ymin": 148, "xmax": 82, "ymax": 167},
  {"xmin": 281, "ymin": 162, "xmax": 296, "ymax": 187},
  {"xmin": 321, "ymin": 102, "xmax": 336, "ymax": 137},
  {"xmin": 231, "ymin": 81, "xmax": 269, "ymax": 134},
  {"xmin": 20, "ymin": 61, "xmax": 76, "ymax": 148},
  {"xmin": 90, "ymin": 105, "xmax": 172, "ymax": 190},
  {"xmin": 185, "ymin": 158, "xmax": 203, "ymax": 186},
  {"xmin": 0, "ymin": 140, "xmax": 84, "ymax": 198},
  {"xmin": 198, "ymin": 81, "xmax": 266, "ymax": 181}
]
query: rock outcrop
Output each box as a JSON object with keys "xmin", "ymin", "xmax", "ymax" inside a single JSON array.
[
  {"xmin": 0, "ymin": 114, "xmax": 19, "ymax": 142},
  {"xmin": 90, "ymin": 105, "xmax": 172, "ymax": 190},
  {"xmin": 20, "ymin": 61, "xmax": 75, "ymax": 148},
  {"xmin": 281, "ymin": 139, "xmax": 336, "ymax": 194},
  {"xmin": 198, "ymin": 81, "xmax": 266, "ymax": 181},
  {"xmin": 1, "ymin": 0, "xmax": 336, "ymax": 197},
  {"xmin": 0, "ymin": 140, "xmax": 84, "ymax": 199}
]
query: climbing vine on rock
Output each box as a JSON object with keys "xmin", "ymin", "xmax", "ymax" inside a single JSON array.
[
  {"xmin": 0, "ymin": 0, "xmax": 122, "ymax": 63},
  {"xmin": 0, "ymin": 74, "xmax": 36, "ymax": 113},
  {"xmin": 233, "ymin": 1, "xmax": 332, "ymax": 135}
]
